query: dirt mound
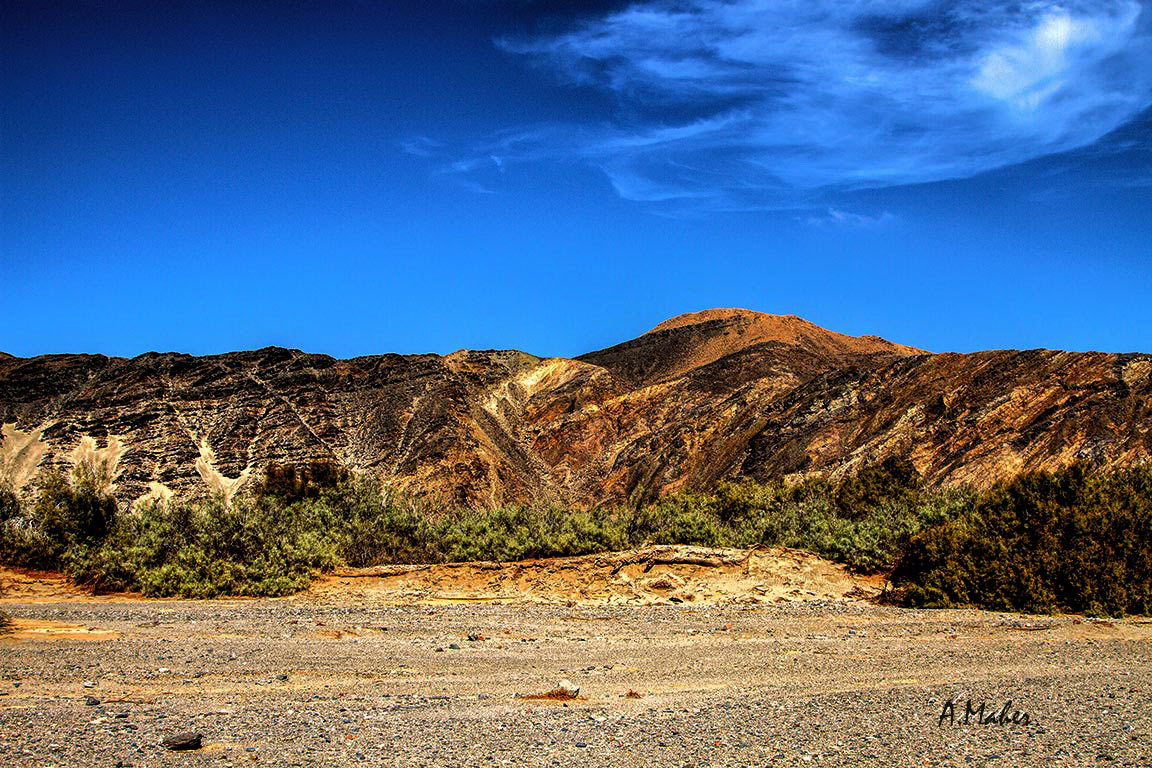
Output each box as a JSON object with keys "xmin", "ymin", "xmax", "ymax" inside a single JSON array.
[{"xmin": 308, "ymin": 545, "xmax": 883, "ymax": 605}]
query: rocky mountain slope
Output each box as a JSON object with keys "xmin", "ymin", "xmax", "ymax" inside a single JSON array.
[{"xmin": 1, "ymin": 309, "xmax": 1149, "ymax": 506}]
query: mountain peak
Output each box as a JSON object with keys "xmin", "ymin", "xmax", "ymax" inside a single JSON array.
[
  {"xmin": 647, "ymin": 308, "xmax": 801, "ymax": 335},
  {"xmin": 579, "ymin": 309, "xmax": 924, "ymax": 387},
  {"xmin": 647, "ymin": 309, "xmax": 922, "ymax": 355}
]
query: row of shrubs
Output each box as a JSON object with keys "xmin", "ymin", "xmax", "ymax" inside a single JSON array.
[
  {"xmin": 0, "ymin": 458, "xmax": 956, "ymax": 597},
  {"xmin": 1, "ymin": 459, "xmax": 1149, "ymax": 615}
]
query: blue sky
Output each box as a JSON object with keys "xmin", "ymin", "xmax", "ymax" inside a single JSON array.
[{"xmin": 2, "ymin": 0, "xmax": 1151, "ymax": 358}]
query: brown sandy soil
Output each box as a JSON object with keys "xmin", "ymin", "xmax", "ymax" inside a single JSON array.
[
  {"xmin": 0, "ymin": 550, "xmax": 1149, "ymax": 767},
  {"xmin": 0, "ymin": 567, "xmax": 142, "ymax": 603}
]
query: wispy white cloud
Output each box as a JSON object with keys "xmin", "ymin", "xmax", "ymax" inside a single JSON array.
[
  {"xmin": 804, "ymin": 208, "xmax": 899, "ymax": 227},
  {"xmin": 443, "ymin": 0, "xmax": 1152, "ymax": 210},
  {"xmin": 399, "ymin": 135, "xmax": 442, "ymax": 158}
]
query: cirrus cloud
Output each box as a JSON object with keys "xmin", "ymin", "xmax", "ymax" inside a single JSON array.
[{"xmin": 444, "ymin": 0, "xmax": 1152, "ymax": 211}]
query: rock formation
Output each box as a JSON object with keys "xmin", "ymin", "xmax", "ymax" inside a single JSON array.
[{"xmin": 1, "ymin": 309, "xmax": 1149, "ymax": 506}]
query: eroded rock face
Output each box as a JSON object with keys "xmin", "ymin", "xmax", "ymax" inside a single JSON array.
[{"xmin": 1, "ymin": 310, "xmax": 1149, "ymax": 506}]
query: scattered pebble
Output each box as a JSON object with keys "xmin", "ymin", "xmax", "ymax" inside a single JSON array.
[{"xmin": 160, "ymin": 731, "xmax": 203, "ymax": 751}]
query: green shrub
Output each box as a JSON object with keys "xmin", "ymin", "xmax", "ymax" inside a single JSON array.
[
  {"xmin": 0, "ymin": 486, "xmax": 18, "ymax": 525},
  {"xmin": 251, "ymin": 461, "xmax": 351, "ymax": 504},
  {"xmin": 95, "ymin": 494, "xmax": 344, "ymax": 598},
  {"xmin": 644, "ymin": 474, "xmax": 971, "ymax": 574},
  {"xmin": 328, "ymin": 480, "xmax": 439, "ymax": 566},
  {"xmin": 0, "ymin": 470, "xmax": 119, "ymax": 577},
  {"xmin": 623, "ymin": 493, "xmax": 727, "ymax": 548},
  {"xmin": 892, "ymin": 465, "xmax": 1152, "ymax": 616},
  {"xmin": 835, "ymin": 457, "xmax": 923, "ymax": 518},
  {"xmin": 33, "ymin": 470, "xmax": 118, "ymax": 568}
]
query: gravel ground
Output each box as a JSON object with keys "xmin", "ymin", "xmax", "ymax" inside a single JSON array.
[{"xmin": 1, "ymin": 595, "xmax": 1149, "ymax": 767}]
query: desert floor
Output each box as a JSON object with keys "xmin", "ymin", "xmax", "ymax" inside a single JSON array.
[{"xmin": 1, "ymin": 547, "xmax": 1149, "ymax": 767}]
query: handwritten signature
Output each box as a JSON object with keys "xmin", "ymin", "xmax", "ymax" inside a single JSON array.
[{"xmin": 938, "ymin": 697, "xmax": 1030, "ymax": 727}]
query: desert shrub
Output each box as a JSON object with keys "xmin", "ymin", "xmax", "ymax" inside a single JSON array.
[
  {"xmin": 0, "ymin": 488, "xmax": 15, "ymax": 632},
  {"xmin": 83, "ymin": 494, "xmax": 344, "ymax": 598},
  {"xmin": 0, "ymin": 470, "xmax": 120, "ymax": 576},
  {"xmin": 621, "ymin": 492, "xmax": 727, "ymax": 548},
  {"xmin": 795, "ymin": 486, "xmax": 971, "ymax": 573},
  {"xmin": 64, "ymin": 479, "xmax": 633, "ymax": 596},
  {"xmin": 0, "ymin": 485, "xmax": 32, "ymax": 566},
  {"xmin": 0, "ymin": 486, "xmax": 18, "ymax": 525},
  {"xmin": 892, "ymin": 465, "xmax": 1152, "ymax": 616},
  {"xmin": 632, "ymin": 471, "xmax": 968, "ymax": 573},
  {"xmin": 427, "ymin": 504, "xmax": 621, "ymax": 563},
  {"xmin": 34, "ymin": 470, "xmax": 118, "ymax": 568},
  {"xmin": 251, "ymin": 461, "xmax": 351, "ymax": 504},
  {"xmin": 329, "ymin": 480, "xmax": 439, "ymax": 566},
  {"xmin": 0, "ymin": 562, "xmax": 9, "ymax": 634},
  {"xmin": 835, "ymin": 457, "xmax": 923, "ymax": 518}
]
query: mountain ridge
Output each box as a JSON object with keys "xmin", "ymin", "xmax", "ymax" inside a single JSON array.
[{"xmin": 1, "ymin": 310, "xmax": 1149, "ymax": 507}]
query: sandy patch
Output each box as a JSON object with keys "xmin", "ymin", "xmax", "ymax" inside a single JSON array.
[{"xmin": 1, "ymin": 618, "xmax": 119, "ymax": 642}]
